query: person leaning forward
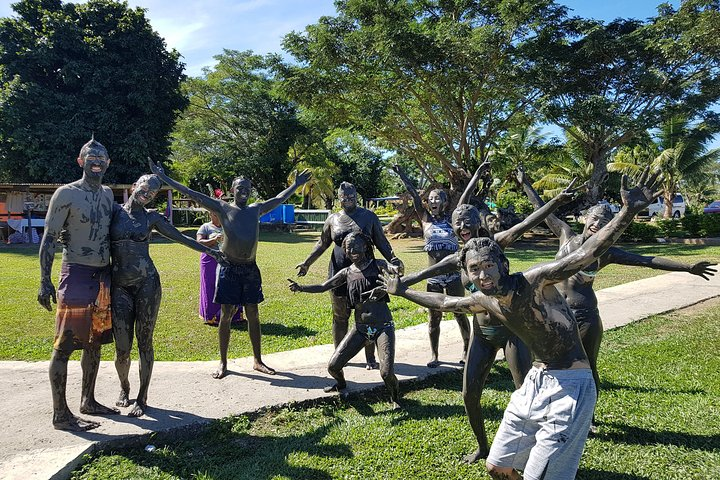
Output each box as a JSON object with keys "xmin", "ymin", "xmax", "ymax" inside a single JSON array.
[{"xmin": 37, "ymin": 136, "xmax": 120, "ymax": 431}]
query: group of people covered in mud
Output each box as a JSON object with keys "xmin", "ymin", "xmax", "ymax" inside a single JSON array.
[{"xmin": 38, "ymin": 138, "xmax": 716, "ymax": 480}]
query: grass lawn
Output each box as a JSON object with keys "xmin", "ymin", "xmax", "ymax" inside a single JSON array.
[
  {"xmin": 70, "ymin": 298, "xmax": 720, "ymax": 479},
  {"xmin": 1, "ymin": 231, "xmax": 719, "ymax": 361}
]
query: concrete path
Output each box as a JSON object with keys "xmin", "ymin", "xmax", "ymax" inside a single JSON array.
[{"xmin": 1, "ymin": 271, "xmax": 718, "ymax": 480}]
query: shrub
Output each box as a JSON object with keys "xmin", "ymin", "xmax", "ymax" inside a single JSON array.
[
  {"xmin": 682, "ymin": 213, "xmax": 703, "ymax": 237},
  {"xmin": 701, "ymin": 214, "xmax": 720, "ymax": 237},
  {"xmin": 495, "ymin": 191, "xmax": 534, "ymax": 214},
  {"xmin": 620, "ymin": 221, "xmax": 660, "ymax": 242},
  {"xmin": 655, "ymin": 219, "xmax": 680, "ymax": 237}
]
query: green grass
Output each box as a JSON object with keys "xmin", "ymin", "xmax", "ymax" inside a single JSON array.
[
  {"xmin": 70, "ymin": 299, "xmax": 720, "ymax": 479},
  {"xmin": 2, "ymin": 232, "xmax": 719, "ymax": 361}
]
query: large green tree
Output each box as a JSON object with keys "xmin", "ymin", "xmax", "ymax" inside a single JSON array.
[
  {"xmin": 533, "ymin": 0, "xmax": 720, "ymax": 204},
  {"xmin": 0, "ymin": 0, "xmax": 186, "ymax": 183},
  {"xmin": 281, "ymin": 0, "xmax": 568, "ymax": 198}
]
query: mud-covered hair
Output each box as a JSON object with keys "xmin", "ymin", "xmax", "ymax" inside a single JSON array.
[
  {"xmin": 338, "ymin": 181, "xmax": 357, "ymax": 197},
  {"xmin": 133, "ymin": 174, "xmax": 163, "ymax": 192},
  {"xmin": 78, "ymin": 134, "xmax": 108, "ymax": 160},
  {"xmin": 452, "ymin": 203, "xmax": 481, "ymax": 227},
  {"xmin": 428, "ymin": 188, "xmax": 448, "ymax": 205},
  {"xmin": 232, "ymin": 177, "xmax": 252, "ymax": 190},
  {"xmin": 342, "ymin": 231, "xmax": 375, "ymax": 259},
  {"xmin": 460, "ymin": 237, "xmax": 509, "ymax": 274},
  {"xmin": 586, "ymin": 203, "xmax": 614, "ymax": 222}
]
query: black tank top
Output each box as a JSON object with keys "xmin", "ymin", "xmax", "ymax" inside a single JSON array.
[{"xmin": 346, "ymin": 261, "xmax": 388, "ymax": 308}]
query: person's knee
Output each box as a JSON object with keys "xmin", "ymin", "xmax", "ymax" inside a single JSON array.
[{"xmin": 486, "ymin": 462, "xmax": 514, "ymax": 479}]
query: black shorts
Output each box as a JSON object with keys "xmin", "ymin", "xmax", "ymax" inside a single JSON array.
[{"xmin": 214, "ymin": 262, "xmax": 264, "ymax": 305}]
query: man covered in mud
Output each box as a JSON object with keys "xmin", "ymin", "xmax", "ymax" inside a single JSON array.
[
  {"xmin": 38, "ymin": 137, "xmax": 119, "ymax": 431},
  {"xmin": 383, "ymin": 170, "xmax": 662, "ymax": 479}
]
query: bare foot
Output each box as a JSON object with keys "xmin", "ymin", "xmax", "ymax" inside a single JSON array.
[
  {"xmin": 212, "ymin": 362, "xmax": 227, "ymax": 379},
  {"xmin": 588, "ymin": 423, "xmax": 599, "ymax": 436},
  {"xmin": 427, "ymin": 359, "xmax": 440, "ymax": 368},
  {"xmin": 128, "ymin": 402, "xmax": 146, "ymax": 417},
  {"xmin": 253, "ymin": 361, "xmax": 275, "ymax": 375},
  {"xmin": 462, "ymin": 447, "xmax": 489, "ymax": 464},
  {"xmin": 365, "ymin": 361, "xmax": 379, "ymax": 370},
  {"xmin": 80, "ymin": 400, "xmax": 120, "ymax": 415},
  {"xmin": 323, "ymin": 382, "xmax": 346, "ymax": 393},
  {"xmin": 116, "ymin": 390, "xmax": 131, "ymax": 407},
  {"xmin": 53, "ymin": 414, "xmax": 100, "ymax": 432}
]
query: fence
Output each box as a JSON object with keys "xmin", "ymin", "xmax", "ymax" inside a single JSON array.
[{"xmin": 294, "ymin": 209, "xmax": 331, "ymax": 226}]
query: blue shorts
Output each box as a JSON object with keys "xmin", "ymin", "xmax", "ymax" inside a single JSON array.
[
  {"xmin": 487, "ymin": 366, "xmax": 596, "ymax": 480},
  {"xmin": 213, "ymin": 262, "xmax": 264, "ymax": 305}
]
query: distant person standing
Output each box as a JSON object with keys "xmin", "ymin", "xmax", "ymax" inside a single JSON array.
[
  {"xmin": 37, "ymin": 136, "xmax": 119, "ymax": 431},
  {"xmin": 197, "ymin": 211, "xmax": 243, "ymax": 326}
]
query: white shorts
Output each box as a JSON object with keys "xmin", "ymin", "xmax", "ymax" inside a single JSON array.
[{"xmin": 487, "ymin": 366, "xmax": 596, "ymax": 480}]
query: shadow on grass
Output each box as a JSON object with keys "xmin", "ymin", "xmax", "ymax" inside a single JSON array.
[
  {"xmin": 599, "ymin": 379, "xmax": 705, "ymax": 395},
  {"xmin": 597, "ymin": 422, "xmax": 720, "ymax": 452},
  {"xmin": 228, "ymin": 321, "xmax": 318, "ymax": 339},
  {"xmin": 0, "ymin": 243, "xmax": 40, "ymax": 257},
  {"xmin": 577, "ymin": 468, "xmax": 650, "ymax": 480}
]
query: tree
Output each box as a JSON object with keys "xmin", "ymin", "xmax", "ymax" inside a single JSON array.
[
  {"xmin": 0, "ymin": 0, "xmax": 186, "ymax": 183},
  {"xmin": 170, "ymin": 50, "xmax": 309, "ymax": 198},
  {"xmin": 281, "ymin": 0, "xmax": 568, "ymax": 199},
  {"xmin": 532, "ymin": 1, "xmax": 720, "ymax": 205}
]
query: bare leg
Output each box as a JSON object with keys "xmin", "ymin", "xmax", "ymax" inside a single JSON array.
[
  {"xmin": 130, "ymin": 276, "xmax": 161, "ymax": 417},
  {"xmin": 212, "ymin": 304, "xmax": 237, "ymax": 379},
  {"xmin": 377, "ymin": 328, "xmax": 400, "ymax": 409},
  {"xmin": 326, "ymin": 326, "xmax": 367, "ymax": 392},
  {"xmin": 331, "ymin": 293, "xmax": 376, "ymax": 368},
  {"xmin": 462, "ymin": 322, "xmax": 497, "ymax": 464},
  {"xmin": 447, "ymin": 278, "xmax": 471, "ymax": 363},
  {"xmin": 246, "ymin": 303, "xmax": 275, "ymax": 375},
  {"xmin": 577, "ymin": 311, "xmax": 603, "ymax": 431},
  {"xmin": 79, "ymin": 344, "xmax": 119, "ymax": 415},
  {"xmin": 49, "ymin": 347, "xmax": 100, "ymax": 431},
  {"xmin": 112, "ymin": 285, "xmax": 133, "ymax": 407},
  {"xmin": 426, "ymin": 283, "xmax": 443, "ymax": 368}
]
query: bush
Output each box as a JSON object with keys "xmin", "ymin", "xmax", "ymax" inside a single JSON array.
[
  {"xmin": 495, "ymin": 191, "xmax": 534, "ymax": 214},
  {"xmin": 655, "ymin": 219, "xmax": 680, "ymax": 237},
  {"xmin": 373, "ymin": 204, "xmax": 399, "ymax": 217},
  {"xmin": 701, "ymin": 214, "xmax": 720, "ymax": 237},
  {"xmin": 620, "ymin": 221, "xmax": 660, "ymax": 242},
  {"xmin": 682, "ymin": 213, "xmax": 703, "ymax": 237}
]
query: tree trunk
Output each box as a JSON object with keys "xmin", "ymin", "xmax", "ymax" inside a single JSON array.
[
  {"xmin": 587, "ymin": 150, "xmax": 609, "ymax": 206},
  {"xmin": 663, "ymin": 192, "xmax": 674, "ymax": 219}
]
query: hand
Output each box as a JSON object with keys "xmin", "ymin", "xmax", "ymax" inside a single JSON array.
[
  {"xmin": 689, "ymin": 261, "xmax": 717, "ymax": 280},
  {"xmin": 294, "ymin": 169, "xmax": 312, "ymax": 186},
  {"xmin": 361, "ymin": 286, "xmax": 386, "ymax": 302},
  {"xmin": 287, "ymin": 278, "xmax": 303, "ymax": 292},
  {"xmin": 555, "ymin": 177, "xmax": 586, "ymax": 205},
  {"xmin": 210, "ymin": 250, "xmax": 230, "ymax": 267},
  {"xmin": 620, "ymin": 167, "xmax": 663, "ymax": 212},
  {"xmin": 295, "ymin": 262, "xmax": 309, "ymax": 277},
  {"xmin": 380, "ymin": 271, "xmax": 405, "ymax": 296},
  {"xmin": 475, "ymin": 161, "xmax": 491, "ymax": 177},
  {"xmin": 390, "ymin": 257, "xmax": 404, "ymax": 275},
  {"xmin": 37, "ymin": 279, "xmax": 56, "ymax": 312},
  {"xmin": 148, "ymin": 158, "xmax": 167, "ymax": 177}
]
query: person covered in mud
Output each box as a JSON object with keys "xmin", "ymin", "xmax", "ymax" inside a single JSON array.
[
  {"xmin": 150, "ymin": 159, "xmax": 310, "ymax": 379},
  {"xmin": 295, "ymin": 181, "xmax": 404, "ymax": 370},
  {"xmin": 289, "ymin": 232, "xmax": 402, "ymax": 409},
  {"xmin": 516, "ymin": 165, "xmax": 716, "ymax": 430},
  {"xmin": 398, "ymin": 163, "xmax": 580, "ymax": 464},
  {"xmin": 382, "ymin": 169, "xmax": 663, "ymax": 480},
  {"xmin": 38, "ymin": 136, "xmax": 118, "ymax": 431},
  {"xmin": 111, "ymin": 173, "xmax": 226, "ymax": 417},
  {"xmin": 392, "ymin": 164, "xmax": 470, "ymax": 367}
]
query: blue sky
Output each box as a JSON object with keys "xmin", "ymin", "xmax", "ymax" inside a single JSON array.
[{"xmin": 0, "ymin": 0, "xmax": 679, "ymax": 77}]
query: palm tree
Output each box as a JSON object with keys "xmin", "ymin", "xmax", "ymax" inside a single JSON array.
[{"xmin": 609, "ymin": 116, "xmax": 720, "ymax": 218}]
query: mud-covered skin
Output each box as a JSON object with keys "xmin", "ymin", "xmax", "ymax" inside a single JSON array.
[
  {"xmin": 111, "ymin": 175, "xmax": 224, "ymax": 416},
  {"xmin": 393, "ymin": 165, "xmax": 470, "ymax": 366},
  {"xmin": 39, "ymin": 138, "xmax": 117, "ymax": 431},
  {"xmin": 150, "ymin": 159, "xmax": 310, "ymax": 378},
  {"xmin": 385, "ymin": 170, "xmax": 662, "ymax": 477},
  {"xmin": 295, "ymin": 182, "xmax": 403, "ymax": 368},
  {"xmin": 289, "ymin": 233, "xmax": 401, "ymax": 407}
]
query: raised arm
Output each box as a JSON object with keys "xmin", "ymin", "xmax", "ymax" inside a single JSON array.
[
  {"xmin": 400, "ymin": 253, "xmax": 460, "ymax": 287},
  {"xmin": 527, "ymin": 168, "xmax": 662, "ymax": 286},
  {"xmin": 288, "ymin": 269, "xmax": 347, "ymax": 294},
  {"xmin": 515, "ymin": 165, "xmax": 573, "ymax": 243},
  {"xmin": 257, "ymin": 169, "xmax": 312, "ymax": 216},
  {"xmin": 150, "ymin": 212, "xmax": 227, "ymax": 265},
  {"xmin": 382, "ymin": 272, "xmax": 487, "ymax": 314},
  {"xmin": 392, "ymin": 165, "xmax": 426, "ymax": 218},
  {"xmin": 605, "ymin": 247, "xmax": 717, "ymax": 280},
  {"xmin": 495, "ymin": 178, "xmax": 582, "ymax": 249},
  {"xmin": 458, "ymin": 161, "xmax": 491, "ymax": 207},
  {"xmin": 37, "ymin": 189, "xmax": 70, "ymax": 310},
  {"xmin": 296, "ymin": 216, "xmax": 333, "ymax": 276},
  {"xmin": 149, "ymin": 159, "xmax": 223, "ymax": 213}
]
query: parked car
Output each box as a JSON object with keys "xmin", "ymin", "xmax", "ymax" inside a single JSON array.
[
  {"xmin": 703, "ymin": 200, "xmax": 720, "ymax": 214},
  {"xmin": 641, "ymin": 194, "xmax": 686, "ymax": 218}
]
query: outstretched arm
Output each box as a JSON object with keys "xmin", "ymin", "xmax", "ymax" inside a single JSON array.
[
  {"xmin": 151, "ymin": 212, "xmax": 227, "ymax": 265},
  {"xmin": 392, "ymin": 165, "xmax": 426, "ymax": 218},
  {"xmin": 515, "ymin": 165, "xmax": 573, "ymax": 243},
  {"xmin": 606, "ymin": 247, "xmax": 717, "ymax": 280},
  {"xmin": 495, "ymin": 178, "xmax": 582, "ymax": 249},
  {"xmin": 296, "ymin": 216, "xmax": 333, "ymax": 276},
  {"xmin": 527, "ymin": 168, "xmax": 663, "ymax": 286},
  {"xmin": 257, "ymin": 169, "xmax": 312, "ymax": 216},
  {"xmin": 382, "ymin": 272, "xmax": 487, "ymax": 314},
  {"xmin": 149, "ymin": 159, "xmax": 223, "ymax": 213},
  {"xmin": 458, "ymin": 161, "xmax": 491, "ymax": 207},
  {"xmin": 400, "ymin": 253, "xmax": 460, "ymax": 287},
  {"xmin": 288, "ymin": 269, "xmax": 347, "ymax": 294}
]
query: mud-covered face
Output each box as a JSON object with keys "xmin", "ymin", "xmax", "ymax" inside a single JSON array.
[
  {"xmin": 485, "ymin": 214, "xmax": 500, "ymax": 235},
  {"xmin": 344, "ymin": 235, "xmax": 368, "ymax": 264},
  {"xmin": 427, "ymin": 189, "xmax": 446, "ymax": 217},
  {"xmin": 583, "ymin": 212, "xmax": 611, "ymax": 239},
  {"xmin": 78, "ymin": 152, "xmax": 110, "ymax": 181},
  {"xmin": 130, "ymin": 180, "xmax": 159, "ymax": 207},
  {"xmin": 232, "ymin": 179, "xmax": 251, "ymax": 205},
  {"xmin": 464, "ymin": 250, "xmax": 505, "ymax": 296},
  {"xmin": 452, "ymin": 205, "xmax": 482, "ymax": 244},
  {"xmin": 339, "ymin": 189, "xmax": 358, "ymax": 212}
]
